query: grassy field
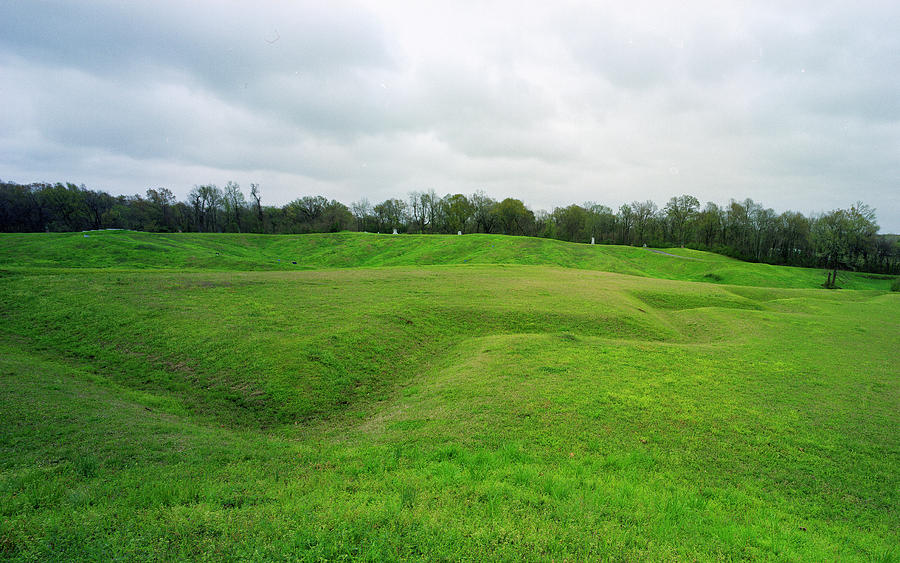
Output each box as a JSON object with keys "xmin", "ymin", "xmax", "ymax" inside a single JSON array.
[
  {"xmin": 1, "ymin": 232, "xmax": 898, "ymax": 560},
  {"xmin": 1, "ymin": 230, "xmax": 894, "ymax": 290}
]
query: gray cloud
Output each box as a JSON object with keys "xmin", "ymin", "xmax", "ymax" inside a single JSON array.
[
  {"xmin": 0, "ymin": 0, "xmax": 897, "ymax": 231},
  {"xmin": 0, "ymin": 1, "xmax": 394, "ymax": 78}
]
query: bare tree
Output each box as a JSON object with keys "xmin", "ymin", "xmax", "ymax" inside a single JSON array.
[
  {"xmin": 249, "ymin": 183, "xmax": 263, "ymax": 230},
  {"xmin": 223, "ymin": 181, "xmax": 246, "ymax": 232}
]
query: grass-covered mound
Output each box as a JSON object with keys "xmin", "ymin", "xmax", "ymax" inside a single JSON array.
[
  {"xmin": 0, "ymin": 230, "xmax": 891, "ymax": 289},
  {"xmin": 1, "ymin": 234, "xmax": 898, "ymax": 560}
]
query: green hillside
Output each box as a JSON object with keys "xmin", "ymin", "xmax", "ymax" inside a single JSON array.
[
  {"xmin": 1, "ymin": 233, "xmax": 898, "ymax": 560},
  {"xmin": 0, "ymin": 230, "xmax": 892, "ymax": 290}
]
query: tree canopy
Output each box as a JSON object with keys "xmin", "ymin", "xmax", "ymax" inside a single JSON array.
[{"xmin": 2, "ymin": 179, "xmax": 897, "ymax": 277}]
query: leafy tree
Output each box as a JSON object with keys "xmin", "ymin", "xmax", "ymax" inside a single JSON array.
[
  {"xmin": 443, "ymin": 194, "xmax": 474, "ymax": 234},
  {"xmin": 145, "ymin": 187, "xmax": 177, "ymax": 231},
  {"xmin": 1, "ymin": 178, "xmax": 895, "ymax": 276},
  {"xmin": 845, "ymin": 202, "xmax": 879, "ymax": 269},
  {"xmin": 0, "ymin": 181, "xmax": 45, "ymax": 231},
  {"xmin": 534, "ymin": 209, "xmax": 554, "ymax": 238},
  {"xmin": 723, "ymin": 199, "xmax": 751, "ymax": 257},
  {"xmin": 553, "ymin": 204, "xmax": 588, "ymax": 242},
  {"xmin": 748, "ymin": 202, "xmax": 777, "ymax": 262},
  {"xmin": 108, "ymin": 194, "xmax": 148, "ymax": 231},
  {"xmin": 496, "ymin": 198, "xmax": 534, "ymax": 236},
  {"xmin": 0, "ymin": 182, "xmax": 24, "ymax": 231},
  {"xmin": 811, "ymin": 203, "xmax": 879, "ymax": 288},
  {"xmin": 80, "ymin": 189, "xmax": 115, "ymax": 230},
  {"xmin": 664, "ymin": 195, "xmax": 700, "ymax": 247},
  {"xmin": 630, "ymin": 200, "xmax": 658, "ymax": 246},
  {"xmin": 584, "ymin": 203, "xmax": 616, "ymax": 243},
  {"xmin": 42, "ymin": 183, "xmax": 88, "ymax": 231},
  {"xmin": 775, "ymin": 211, "xmax": 810, "ymax": 266},
  {"xmin": 873, "ymin": 235, "xmax": 899, "ymax": 273},
  {"xmin": 470, "ymin": 190, "xmax": 497, "ymax": 233},
  {"xmin": 696, "ymin": 202, "xmax": 723, "ymax": 247},
  {"xmin": 373, "ymin": 198, "xmax": 407, "ymax": 232},
  {"xmin": 282, "ymin": 196, "xmax": 352, "ymax": 233},
  {"xmin": 320, "ymin": 200, "xmax": 354, "ymax": 232}
]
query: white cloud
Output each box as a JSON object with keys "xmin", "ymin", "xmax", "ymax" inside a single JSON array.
[{"xmin": 0, "ymin": 0, "xmax": 897, "ymax": 230}]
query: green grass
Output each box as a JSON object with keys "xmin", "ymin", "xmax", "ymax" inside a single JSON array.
[
  {"xmin": 0, "ymin": 230, "xmax": 891, "ymax": 289},
  {"xmin": 1, "ymin": 233, "xmax": 898, "ymax": 560}
]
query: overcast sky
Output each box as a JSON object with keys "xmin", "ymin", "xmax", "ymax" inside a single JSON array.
[{"xmin": 1, "ymin": 1, "xmax": 898, "ymax": 231}]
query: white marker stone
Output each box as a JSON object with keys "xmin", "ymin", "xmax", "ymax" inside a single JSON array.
[
  {"xmin": 591, "ymin": 237, "xmax": 595, "ymax": 245},
  {"xmin": 392, "ymin": 228, "xmax": 398, "ymax": 235},
  {"xmin": 458, "ymin": 231, "xmax": 462, "ymax": 236}
]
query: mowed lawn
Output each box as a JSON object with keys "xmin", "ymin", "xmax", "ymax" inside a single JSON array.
[{"xmin": 0, "ymin": 233, "xmax": 898, "ymax": 560}]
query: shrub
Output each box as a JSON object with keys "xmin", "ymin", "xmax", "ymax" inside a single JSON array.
[{"xmin": 891, "ymin": 277, "xmax": 900, "ymax": 292}]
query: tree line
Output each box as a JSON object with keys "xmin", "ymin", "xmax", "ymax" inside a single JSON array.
[{"xmin": 2, "ymin": 179, "xmax": 898, "ymax": 278}]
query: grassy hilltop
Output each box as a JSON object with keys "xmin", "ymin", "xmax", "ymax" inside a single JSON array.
[
  {"xmin": 0, "ymin": 232, "xmax": 898, "ymax": 560},
  {"xmin": 0, "ymin": 230, "xmax": 894, "ymax": 290}
]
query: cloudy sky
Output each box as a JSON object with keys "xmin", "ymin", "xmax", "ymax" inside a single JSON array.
[{"xmin": 1, "ymin": 0, "xmax": 898, "ymax": 231}]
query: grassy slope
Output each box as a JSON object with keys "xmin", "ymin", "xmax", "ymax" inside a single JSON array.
[
  {"xmin": 0, "ymin": 230, "xmax": 891, "ymax": 290},
  {"xmin": 1, "ymin": 234, "xmax": 898, "ymax": 560}
]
